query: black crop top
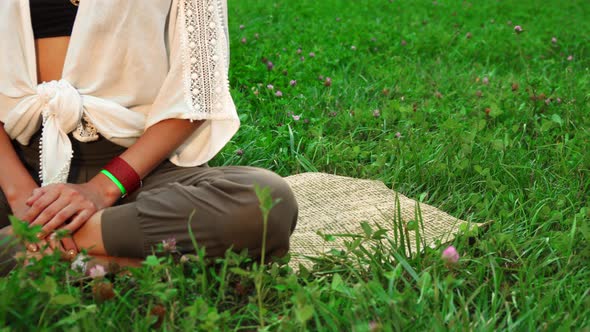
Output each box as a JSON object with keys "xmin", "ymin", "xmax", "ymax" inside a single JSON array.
[{"xmin": 30, "ymin": 0, "xmax": 79, "ymax": 39}]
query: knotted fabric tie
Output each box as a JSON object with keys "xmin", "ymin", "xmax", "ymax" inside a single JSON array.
[{"xmin": 36, "ymin": 79, "xmax": 84, "ymax": 185}]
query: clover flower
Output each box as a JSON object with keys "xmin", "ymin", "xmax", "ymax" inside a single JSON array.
[
  {"xmin": 441, "ymin": 245, "xmax": 459, "ymax": 264},
  {"xmin": 514, "ymin": 25, "xmax": 523, "ymax": 33},
  {"xmin": 88, "ymin": 264, "xmax": 107, "ymax": 279},
  {"xmin": 162, "ymin": 238, "xmax": 177, "ymax": 252}
]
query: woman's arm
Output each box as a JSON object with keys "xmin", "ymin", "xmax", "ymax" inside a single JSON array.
[
  {"xmin": 0, "ymin": 122, "xmax": 39, "ymax": 220},
  {"xmin": 25, "ymin": 118, "xmax": 205, "ymax": 236}
]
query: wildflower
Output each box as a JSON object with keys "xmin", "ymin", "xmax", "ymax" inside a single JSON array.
[
  {"xmin": 371, "ymin": 37, "xmax": 377, "ymax": 42},
  {"xmin": 239, "ymin": 24, "xmax": 245, "ymax": 30},
  {"xmin": 236, "ymin": 149, "xmax": 244, "ymax": 156},
  {"xmin": 556, "ymin": 98, "xmax": 562, "ymax": 104},
  {"xmin": 369, "ymin": 321, "xmax": 381, "ymax": 332},
  {"xmin": 88, "ymin": 264, "xmax": 107, "ymax": 279},
  {"xmin": 150, "ymin": 305, "xmax": 167, "ymax": 329},
  {"xmin": 441, "ymin": 245, "xmax": 459, "ymax": 264},
  {"xmin": 290, "ymin": 80, "xmax": 297, "ymax": 87},
  {"xmin": 482, "ymin": 76, "xmax": 489, "ymax": 85},
  {"xmin": 475, "ymin": 90, "xmax": 483, "ymax": 98},
  {"xmin": 551, "ymin": 37, "xmax": 557, "ymax": 44},
  {"xmin": 266, "ymin": 84, "xmax": 274, "ymax": 90},
  {"xmin": 434, "ymin": 91, "xmax": 443, "ymax": 99},
  {"xmin": 292, "ymin": 115, "xmax": 301, "ymax": 121},
  {"xmin": 351, "ymin": 45, "xmax": 357, "ymax": 50},
  {"xmin": 567, "ymin": 55, "xmax": 573, "ymax": 61},
  {"xmin": 485, "ymin": 107, "xmax": 491, "ymax": 116},
  {"xmin": 266, "ymin": 61, "xmax": 274, "ymax": 71},
  {"xmin": 296, "ymin": 47, "xmax": 302, "ymax": 54},
  {"xmin": 253, "ymin": 90, "xmax": 259, "ymax": 96},
  {"xmin": 275, "ymin": 90, "xmax": 283, "ymax": 97},
  {"xmin": 324, "ymin": 77, "xmax": 332, "ymax": 87},
  {"xmin": 545, "ymin": 98, "xmax": 551, "ymax": 105},
  {"xmin": 465, "ymin": 32, "xmax": 472, "ymax": 39},
  {"xmin": 373, "ymin": 109, "xmax": 380, "ymax": 118},
  {"xmin": 335, "ymin": 17, "xmax": 341, "ymax": 22},
  {"xmin": 511, "ymin": 83, "xmax": 519, "ymax": 91},
  {"xmin": 329, "ymin": 111, "xmax": 337, "ymax": 117},
  {"xmin": 514, "ymin": 25, "xmax": 523, "ymax": 33},
  {"xmin": 70, "ymin": 253, "xmax": 90, "ymax": 273},
  {"xmin": 300, "ymin": 56, "xmax": 305, "ymax": 61},
  {"xmin": 395, "ymin": 132, "xmax": 402, "ymax": 139},
  {"xmin": 92, "ymin": 281, "xmax": 115, "ymax": 302},
  {"xmin": 401, "ymin": 39, "xmax": 407, "ymax": 46},
  {"xmin": 240, "ymin": 37, "xmax": 247, "ymax": 44},
  {"xmin": 318, "ymin": 75, "xmax": 324, "ymax": 81},
  {"xmin": 254, "ymin": 33, "xmax": 260, "ymax": 39},
  {"xmin": 309, "ymin": 52, "xmax": 316, "ymax": 58},
  {"xmin": 303, "ymin": 118, "xmax": 310, "ymax": 124},
  {"xmin": 162, "ymin": 238, "xmax": 177, "ymax": 252}
]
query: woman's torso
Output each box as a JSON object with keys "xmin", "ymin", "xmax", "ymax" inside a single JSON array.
[
  {"xmin": 36, "ymin": 36, "xmax": 70, "ymax": 84},
  {"xmin": 31, "ymin": 0, "xmax": 79, "ymax": 83}
]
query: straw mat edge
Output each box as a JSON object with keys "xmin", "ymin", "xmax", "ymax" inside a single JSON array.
[{"xmin": 284, "ymin": 173, "xmax": 478, "ymax": 268}]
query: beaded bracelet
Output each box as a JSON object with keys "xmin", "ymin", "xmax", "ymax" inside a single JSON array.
[{"xmin": 101, "ymin": 157, "xmax": 142, "ymax": 198}]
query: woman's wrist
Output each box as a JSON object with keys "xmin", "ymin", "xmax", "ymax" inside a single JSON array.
[
  {"xmin": 88, "ymin": 173, "xmax": 122, "ymax": 207},
  {"xmin": 4, "ymin": 178, "xmax": 38, "ymax": 206}
]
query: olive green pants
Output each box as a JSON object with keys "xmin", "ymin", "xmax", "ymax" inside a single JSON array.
[{"xmin": 0, "ymin": 133, "xmax": 298, "ymax": 259}]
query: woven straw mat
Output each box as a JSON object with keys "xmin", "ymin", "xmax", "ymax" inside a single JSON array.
[{"xmin": 283, "ymin": 172, "xmax": 474, "ymax": 268}]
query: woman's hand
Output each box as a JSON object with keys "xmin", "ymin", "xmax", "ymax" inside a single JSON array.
[{"xmin": 24, "ymin": 176, "xmax": 120, "ymax": 237}]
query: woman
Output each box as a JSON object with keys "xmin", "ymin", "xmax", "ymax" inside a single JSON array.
[{"xmin": 0, "ymin": 0, "xmax": 298, "ymax": 275}]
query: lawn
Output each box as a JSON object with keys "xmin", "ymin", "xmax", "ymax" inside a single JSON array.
[{"xmin": 1, "ymin": 0, "xmax": 589, "ymax": 330}]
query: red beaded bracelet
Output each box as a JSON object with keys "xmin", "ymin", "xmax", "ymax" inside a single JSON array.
[{"xmin": 102, "ymin": 157, "xmax": 142, "ymax": 198}]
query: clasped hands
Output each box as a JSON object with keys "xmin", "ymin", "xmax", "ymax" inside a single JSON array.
[{"xmin": 20, "ymin": 180, "xmax": 119, "ymax": 240}]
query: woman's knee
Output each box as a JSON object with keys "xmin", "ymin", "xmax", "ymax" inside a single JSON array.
[
  {"xmin": 229, "ymin": 170, "xmax": 298, "ymax": 255},
  {"xmin": 245, "ymin": 169, "xmax": 298, "ymax": 233}
]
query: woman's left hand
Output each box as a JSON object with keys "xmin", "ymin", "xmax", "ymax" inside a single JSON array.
[{"xmin": 23, "ymin": 180, "xmax": 118, "ymax": 237}]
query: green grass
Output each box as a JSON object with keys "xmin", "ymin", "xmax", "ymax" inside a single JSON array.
[{"xmin": 2, "ymin": 0, "xmax": 589, "ymax": 330}]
